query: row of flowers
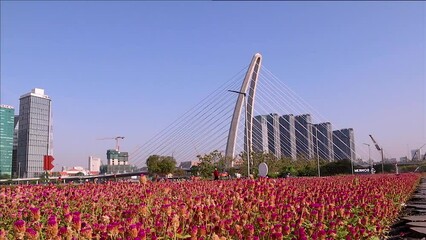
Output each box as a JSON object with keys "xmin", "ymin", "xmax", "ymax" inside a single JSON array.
[{"xmin": 0, "ymin": 173, "xmax": 420, "ymax": 239}]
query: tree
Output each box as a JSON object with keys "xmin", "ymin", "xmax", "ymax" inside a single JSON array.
[
  {"xmin": 321, "ymin": 159, "xmax": 352, "ymax": 176},
  {"xmin": 197, "ymin": 150, "xmax": 223, "ymax": 179},
  {"xmin": 146, "ymin": 155, "xmax": 161, "ymax": 175},
  {"xmin": 100, "ymin": 165, "xmax": 108, "ymax": 174},
  {"xmin": 146, "ymin": 155, "xmax": 176, "ymax": 175},
  {"xmin": 158, "ymin": 156, "xmax": 176, "ymax": 175},
  {"xmin": 0, "ymin": 173, "xmax": 11, "ymax": 179},
  {"xmin": 238, "ymin": 152, "xmax": 283, "ymax": 177}
]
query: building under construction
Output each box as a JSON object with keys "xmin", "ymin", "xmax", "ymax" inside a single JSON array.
[{"xmin": 105, "ymin": 149, "xmax": 134, "ymax": 174}]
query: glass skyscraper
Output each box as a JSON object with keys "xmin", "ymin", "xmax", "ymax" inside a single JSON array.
[
  {"xmin": 295, "ymin": 114, "xmax": 314, "ymax": 159},
  {"xmin": 313, "ymin": 122, "xmax": 334, "ymax": 161},
  {"xmin": 279, "ymin": 114, "xmax": 296, "ymax": 160},
  {"xmin": 252, "ymin": 114, "xmax": 281, "ymax": 158},
  {"xmin": 17, "ymin": 88, "xmax": 52, "ymax": 178},
  {"xmin": 252, "ymin": 115, "xmax": 268, "ymax": 153},
  {"xmin": 0, "ymin": 105, "xmax": 15, "ymax": 177},
  {"xmin": 333, "ymin": 128, "xmax": 355, "ymax": 161}
]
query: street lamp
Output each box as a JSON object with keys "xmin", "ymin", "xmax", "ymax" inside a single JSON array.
[
  {"xmin": 363, "ymin": 143, "xmax": 372, "ymax": 174},
  {"xmin": 228, "ymin": 90, "xmax": 250, "ymax": 177}
]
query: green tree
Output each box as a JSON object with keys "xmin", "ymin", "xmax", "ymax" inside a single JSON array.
[
  {"xmin": 100, "ymin": 165, "xmax": 108, "ymax": 174},
  {"xmin": 158, "ymin": 156, "xmax": 176, "ymax": 175},
  {"xmin": 197, "ymin": 150, "xmax": 223, "ymax": 179},
  {"xmin": 0, "ymin": 173, "xmax": 11, "ymax": 179},
  {"xmin": 238, "ymin": 152, "xmax": 285, "ymax": 177},
  {"xmin": 146, "ymin": 155, "xmax": 176, "ymax": 175},
  {"xmin": 146, "ymin": 155, "xmax": 161, "ymax": 175},
  {"xmin": 321, "ymin": 159, "xmax": 352, "ymax": 176}
]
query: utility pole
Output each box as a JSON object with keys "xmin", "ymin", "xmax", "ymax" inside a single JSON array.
[
  {"xmin": 369, "ymin": 135, "xmax": 384, "ymax": 173},
  {"xmin": 363, "ymin": 143, "xmax": 372, "ymax": 174}
]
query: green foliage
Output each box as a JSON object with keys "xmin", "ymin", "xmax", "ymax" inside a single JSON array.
[
  {"xmin": 173, "ymin": 168, "xmax": 186, "ymax": 177},
  {"xmin": 146, "ymin": 155, "xmax": 177, "ymax": 175},
  {"xmin": 100, "ymin": 165, "xmax": 108, "ymax": 174},
  {"xmin": 238, "ymin": 152, "xmax": 285, "ymax": 177},
  {"xmin": 321, "ymin": 159, "xmax": 352, "ymax": 176},
  {"xmin": 197, "ymin": 150, "xmax": 224, "ymax": 179},
  {"xmin": 0, "ymin": 174, "xmax": 11, "ymax": 179},
  {"xmin": 373, "ymin": 163, "xmax": 399, "ymax": 174}
]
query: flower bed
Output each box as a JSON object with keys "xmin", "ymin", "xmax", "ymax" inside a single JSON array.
[{"xmin": 0, "ymin": 173, "xmax": 420, "ymax": 239}]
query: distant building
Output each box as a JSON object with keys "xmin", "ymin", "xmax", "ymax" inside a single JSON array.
[
  {"xmin": 0, "ymin": 105, "xmax": 15, "ymax": 177},
  {"xmin": 295, "ymin": 114, "xmax": 314, "ymax": 159},
  {"xmin": 88, "ymin": 156, "xmax": 101, "ymax": 172},
  {"xmin": 384, "ymin": 158, "xmax": 397, "ymax": 163},
  {"xmin": 107, "ymin": 150, "xmax": 129, "ymax": 165},
  {"xmin": 178, "ymin": 161, "xmax": 199, "ymax": 171},
  {"xmin": 17, "ymin": 88, "xmax": 52, "ymax": 178},
  {"xmin": 60, "ymin": 166, "xmax": 88, "ymax": 176},
  {"xmin": 400, "ymin": 156, "xmax": 409, "ymax": 162},
  {"xmin": 252, "ymin": 114, "xmax": 282, "ymax": 159},
  {"xmin": 313, "ymin": 122, "xmax": 334, "ymax": 161},
  {"xmin": 106, "ymin": 149, "xmax": 133, "ymax": 173},
  {"xmin": 252, "ymin": 115, "xmax": 268, "ymax": 153},
  {"xmin": 279, "ymin": 114, "xmax": 296, "ymax": 160},
  {"xmin": 333, "ymin": 128, "xmax": 355, "ymax": 161},
  {"xmin": 411, "ymin": 149, "xmax": 423, "ymax": 161},
  {"xmin": 266, "ymin": 114, "xmax": 281, "ymax": 158}
]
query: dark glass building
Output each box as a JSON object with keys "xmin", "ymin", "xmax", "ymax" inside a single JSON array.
[
  {"xmin": 333, "ymin": 128, "xmax": 355, "ymax": 161},
  {"xmin": 279, "ymin": 114, "xmax": 296, "ymax": 160},
  {"xmin": 295, "ymin": 114, "xmax": 314, "ymax": 159},
  {"xmin": 17, "ymin": 88, "xmax": 52, "ymax": 178}
]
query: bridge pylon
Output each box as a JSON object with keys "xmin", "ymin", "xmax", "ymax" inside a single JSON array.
[{"xmin": 225, "ymin": 53, "xmax": 262, "ymax": 168}]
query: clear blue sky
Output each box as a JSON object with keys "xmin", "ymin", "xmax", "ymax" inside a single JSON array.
[{"xmin": 1, "ymin": 2, "xmax": 425, "ymax": 168}]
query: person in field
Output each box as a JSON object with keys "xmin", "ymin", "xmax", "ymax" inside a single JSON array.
[{"xmin": 213, "ymin": 168, "xmax": 219, "ymax": 180}]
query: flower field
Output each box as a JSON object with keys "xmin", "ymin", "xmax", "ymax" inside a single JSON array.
[{"xmin": 0, "ymin": 173, "xmax": 420, "ymax": 240}]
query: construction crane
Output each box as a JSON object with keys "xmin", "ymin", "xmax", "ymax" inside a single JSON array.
[
  {"xmin": 97, "ymin": 136, "xmax": 125, "ymax": 151},
  {"xmin": 369, "ymin": 134, "xmax": 384, "ymax": 173}
]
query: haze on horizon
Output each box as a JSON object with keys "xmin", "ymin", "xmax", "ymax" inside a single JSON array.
[{"xmin": 1, "ymin": 2, "xmax": 425, "ymax": 168}]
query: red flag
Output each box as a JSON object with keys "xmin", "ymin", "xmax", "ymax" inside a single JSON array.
[{"xmin": 43, "ymin": 155, "xmax": 54, "ymax": 171}]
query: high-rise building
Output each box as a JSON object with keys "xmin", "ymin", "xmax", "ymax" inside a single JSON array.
[
  {"xmin": 266, "ymin": 114, "xmax": 281, "ymax": 158},
  {"xmin": 313, "ymin": 122, "xmax": 334, "ymax": 161},
  {"xmin": 12, "ymin": 115, "xmax": 19, "ymax": 177},
  {"xmin": 411, "ymin": 149, "xmax": 423, "ymax": 161},
  {"xmin": 106, "ymin": 150, "xmax": 132, "ymax": 173},
  {"xmin": 17, "ymin": 88, "xmax": 52, "ymax": 178},
  {"xmin": 295, "ymin": 114, "xmax": 314, "ymax": 159},
  {"xmin": 252, "ymin": 114, "xmax": 281, "ymax": 158},
  {"xmin": 0, "ymin": 105, "xmax": 15, "ymax": 177},
  {"xmin": 279, "ymin": 114, "xmax": 296, "ymax": 160},
  {"xmin": 88, "ymin": 156, "xmax": 101, "ymax": 172},
  {"xmin": 252, "ymin": 115, "xmax": 268, "ymax": 153},
  {"xmin": 333, "ymin": 128, "xmax": 355, "ymax": 161}
]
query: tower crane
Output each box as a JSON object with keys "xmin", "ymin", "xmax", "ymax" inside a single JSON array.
[
  {"xmin": 97, "ymin": 136, "xmax": 125, "ymax": 151},
  {"xmin": 369, "ymin": 134, "xmax": 384, "ymax": 173}
]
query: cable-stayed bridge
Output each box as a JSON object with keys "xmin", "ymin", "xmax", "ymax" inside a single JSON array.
[{"xmin": 129, "ymin": 53, "xmax": 363, "ymax": 169}]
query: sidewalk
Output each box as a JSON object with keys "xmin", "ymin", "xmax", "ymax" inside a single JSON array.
[{"xmin": 388, "ymin": 177, "xmax": 426, "ymax": 239}]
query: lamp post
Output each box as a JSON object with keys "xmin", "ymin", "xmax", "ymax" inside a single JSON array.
[
  {"xmin": 363, "ymin": 143, "xmax": 372, "ymax": 174},
  {"xmin": 228, "ymin": 90, "xmax": 250, "ymax": 177}
]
